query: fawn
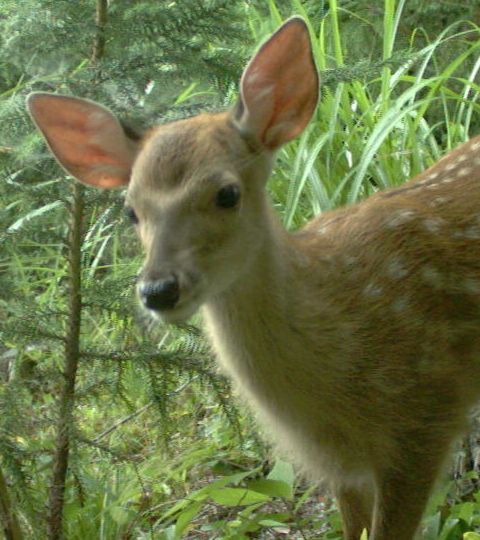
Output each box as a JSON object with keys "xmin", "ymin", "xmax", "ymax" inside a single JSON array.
[{"xmin": 27, "ymin": 16, "xmax": 480, "ymax": 540}]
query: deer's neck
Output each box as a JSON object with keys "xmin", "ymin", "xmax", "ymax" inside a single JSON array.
[
  {"xmin": 202, "ymin": 206, "xmax": 350, "ymax": 457},
  {"xmin": 202, "ymin": 208, "xmax": 308, "ymax": 398}
]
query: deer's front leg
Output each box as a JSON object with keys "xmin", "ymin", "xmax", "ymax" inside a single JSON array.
[
  {"xmin": 370, "ymin": 443, "xmax": 449, "ymax": 540},
  {"xmin": 335, "ymin": 485, "xmax": 374, "ymax": 540}
]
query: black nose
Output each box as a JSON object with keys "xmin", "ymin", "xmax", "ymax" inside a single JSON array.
[{"xmin": 139, "ymin": 276, "xmax": 180, "ymax": 311}]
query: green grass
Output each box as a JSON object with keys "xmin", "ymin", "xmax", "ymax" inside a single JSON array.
[{"xmin": 263, "ymin": 1, "xmax": 480, "ymax": 230}]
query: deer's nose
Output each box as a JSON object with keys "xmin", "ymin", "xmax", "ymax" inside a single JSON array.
[{"xmin": 139, "ymin": 276, "xmax": 180, "ymax": 311}]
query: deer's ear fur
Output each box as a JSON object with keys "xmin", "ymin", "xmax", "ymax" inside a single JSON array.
[
  {"xmin": 233, "ymin": 17, "xmax": 319, "ymax": 150},
  {"xmin": 27, "ymin": 93, "xmax": 139, "ymax": 188}
]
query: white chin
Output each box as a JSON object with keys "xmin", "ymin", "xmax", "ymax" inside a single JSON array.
[{"xmin": 148, "ymin": 303, "xmax": 200, "ymax": 324}]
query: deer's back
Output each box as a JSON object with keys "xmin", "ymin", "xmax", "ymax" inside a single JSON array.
[{"xmin": 299, "ymin": 136, "xmax": 480, "ymax": 340}]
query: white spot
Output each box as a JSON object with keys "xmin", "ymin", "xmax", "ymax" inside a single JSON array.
[
  {"xmin": 442, "ymin": 177, "xmax": 455, "ymax": 183},
  {"xmin": 455, "ymin": 154, "xmax": 468, "ymax": 163},
  {"xmin": 463, "ymin": 226, "xmax": 480, "ymax": 239},
  {"xmin": 428, "ymin": 196, "xmax": 448, "ymax": 207},
  {"xmin": 145, "ymin": 80, "xmax": 155, "ymax": 95},
  {"xmin": 392, "ymin": 297, "xmax": 408, "ymax": 313},
  {"xmin": 342, "ymin": 255, "xmax": 357, "ymax": 267},
  {"xmin": 421, "ymin": 171, "xmax": 439, "ymax": 184},
  {"xmin": 457, "ymin": 167, "xmax": 472, "ymax": 177},
  {"xmin": 423, "ymin": 218, "xmax": 444, "ymax": 234},
  {"xmin": 445, "ymin": 162, "xmax": 456, "ymax": 171},
  {"xmin": 426, "ymin": 183, "xmax": 439, "ymax": 189},
  {"xmin": 364, "ymin": 282, "xmax": 383, "ymax": 298},
  {"xmin": 346, "ymin": 149, "xmax": 353, "ymax": 167},
  {"xmin": 388, "ymin": 210, "xmax": 415, "ymax": 228},
  {"xmin": 387, "ymin": 257, "xmax": 409, "ymax": 279},
  {"xmin": 452, "ymin": 225, "xmax": 480, "ymax": 240},
  {"xmin": 421, "ymin": 266, "xmax": 443, "ymax": 286},
  {"xmin": 462, "ymin": 278, "xmax": 480, "ymax": 294}
]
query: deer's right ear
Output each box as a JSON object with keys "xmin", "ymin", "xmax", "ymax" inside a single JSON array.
[
  {"xmin": 233, "ymin": 17, "xmax": 319, "ymax": 151},
  {"xmin": 26, "ymin": 93, "xmax": 139, "ymax": 189}
]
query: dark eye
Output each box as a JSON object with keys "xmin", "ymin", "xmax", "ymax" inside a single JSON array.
[
  {"xmin": 216, "ymin": 184, "xmax": 240, "ymax": 209},
  {"xmin": 124, "ymin": 206, "xmax": 139, "ymax": 224}
]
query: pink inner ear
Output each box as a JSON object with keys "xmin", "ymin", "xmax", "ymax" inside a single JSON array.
[
  {"xmin": 28, "ymin": 93, "xmax": 136, "ymax": 188},
  {"xmin": 239, "ymin": 18, "xmax": 319, "ymax": 149}
]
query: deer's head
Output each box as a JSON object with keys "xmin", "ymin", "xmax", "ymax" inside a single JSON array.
[{"xmin": 27, "ymin": 17, "xmax": 319, "ymax": 322}]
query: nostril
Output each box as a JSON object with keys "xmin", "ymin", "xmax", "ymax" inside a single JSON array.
[{"xmin": 139, "ymin": 276, "xmax": 180, "ymax": 311}]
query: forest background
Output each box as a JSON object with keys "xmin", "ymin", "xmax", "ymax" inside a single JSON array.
[{"xmin": 1, "ymin": 0, "xmax": 480, "ymax": 539}]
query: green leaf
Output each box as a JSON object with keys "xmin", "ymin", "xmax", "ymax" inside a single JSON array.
[
  {"xmin": 160, "ymin": 470, "xmax": 257, "ymax": 522},
  {"xmin": 200, "ymin": 520, "xmax": 227, "ymax": 532},
  {"xmin": 175, "ymin": 501, "xmax": 202, "ymax": 539},
  {"xmin": 464, "ymin": 533, "xmax": 480, "ymax": 540},
  {"xmin": 209, "ymin": 487, "xmax": 271, "ymax": 507},
  {"xmin": 161, "ymin": 525, "xmax": 176, "ymax": 540},
  {"xmin": 439, "ymin": 517, "xmax": 468, "ymax": 540},
  {"xmin": 423, "ymin": 511, "xmax": 442, "ymax": 540},
  {"xmin": 238, "ymin": 502, "xmax": 267, "ymax": 519},
  {"xmin": 258, "ymin": 518, "xmax": 290, "ymax": 533},
  {"xmin": 109, "ymin": 506, "xmax": 132, "ymax": 526},
  {"xmin": 7, "ymin": 201, "xmax": 63, "ymax": 233},
  {"xmin": 456, "ymin": 502, "xmax": 476, "ymax": 523},
  {"xmin": 202, "ymin": 469, "xmax": 260, "ymax": 491},
  {"xmin": 267, "ymin": 460, "xmax": 295, "ymax": 488},
  {"xmin": 246, "ymin": 478, "xmax": 293, "ymax": 500}
]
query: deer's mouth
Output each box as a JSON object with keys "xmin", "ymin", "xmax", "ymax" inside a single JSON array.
[{"xmin": 148, "ymin": 299, "xmax": 202, "ymax": 324}]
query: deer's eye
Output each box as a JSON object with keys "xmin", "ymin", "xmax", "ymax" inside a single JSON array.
[
  {"xmin": 216, "ymin": 184, "xmax": 241, "ymax": 209},
  {"xmin": 124, "ymin": 206, "xmax": 139, "ymax": 224}
]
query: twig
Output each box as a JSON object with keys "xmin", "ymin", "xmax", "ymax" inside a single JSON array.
[
  {"xmin": 93, "ymin": 402, "xmax": 153, "ymax": 443},
  {"xmin": 93, "ymin": 378, "xmax": 197, "ymax": 443}
]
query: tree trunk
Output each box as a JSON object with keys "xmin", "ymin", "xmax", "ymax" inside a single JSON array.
[
  {"xmin": 47, "ymin": 1, "xmax": 107, "ymax": 535},
  {"xmin": 47, "ymin": 182, "xmax": 84, "ymax": 540},
  {"xmin": 92, "ymin": 0, "xmax": 108, "ymax": 61}
]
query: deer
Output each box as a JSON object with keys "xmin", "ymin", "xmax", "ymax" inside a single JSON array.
[{"xmin": 26, "ymin": 16, "xmax": 480, "ymax": 540}]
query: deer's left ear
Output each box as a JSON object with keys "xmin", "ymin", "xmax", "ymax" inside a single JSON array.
[
  {"xmin": 27, "ymin": 93, "xmax": 139, "ymax": 189},
  {"xmin": 233, "ymin": 17, "xmax": 319, "ymax": 150}
]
